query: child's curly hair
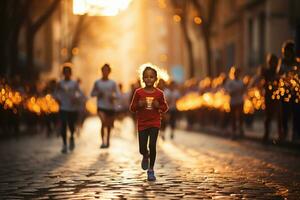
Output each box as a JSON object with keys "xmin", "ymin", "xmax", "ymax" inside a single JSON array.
[
  {"xmin": 139, "ymin": 63, "xmax": 160, "ymax": 87},
  {"xmin": 143, "ymin": 66, "xmax": 157, "ymax": 78}
]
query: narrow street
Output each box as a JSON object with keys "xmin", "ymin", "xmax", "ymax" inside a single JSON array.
[{"xmin": 0, "ymin": 117, "xmax": 299, "ymax": 199}]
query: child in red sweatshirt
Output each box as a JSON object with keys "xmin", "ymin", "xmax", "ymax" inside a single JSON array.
[{"xmin": 130, "ymin": 66, "xmax": 168, "ymax": 181}]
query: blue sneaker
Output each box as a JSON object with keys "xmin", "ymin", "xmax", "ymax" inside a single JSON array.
[
  {"xmin": 147, "ymin": 170, "xmax": 156, "ymax": 181},
  {"xmin": 141, "ymin": 155, "xmax": 149, "ymax": 170}
]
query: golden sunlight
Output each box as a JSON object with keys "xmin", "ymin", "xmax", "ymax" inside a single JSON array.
[
  {"xmin": 73, "ymin": 0, "xmax": 132, "ymax": 16},
  {"xmin": 138, "ymin": 63, "xmax": 170, "ymax": 87}
]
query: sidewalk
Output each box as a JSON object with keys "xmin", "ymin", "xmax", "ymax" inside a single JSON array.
[{"xmin": 177, "ymin": 118, "xmax": 300, "ymax": 149}]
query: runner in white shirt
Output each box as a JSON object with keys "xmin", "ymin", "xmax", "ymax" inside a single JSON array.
[
  {"xmin": 91, "ymin": 64, "xmax": 120, "ymax": 148},
  {"xmin": 55, "ymin": 66, "xmax": 84, "ymax": 153}
]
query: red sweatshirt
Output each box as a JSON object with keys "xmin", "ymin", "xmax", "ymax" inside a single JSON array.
[{"xmin": 130, "ymin": 88, "xmax": 169, "ymax": 131}]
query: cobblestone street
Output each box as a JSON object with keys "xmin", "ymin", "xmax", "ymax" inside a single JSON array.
[{"xmin": 0, "ymin": 117, "xmax": 300, "ymax": 200}]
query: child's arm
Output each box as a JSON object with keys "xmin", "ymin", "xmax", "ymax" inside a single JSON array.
[
  {"xmin": 130, "ymin": 89, "xmax": 147, "ymax": 112},
  {"xmin": 153, "ymin": 92, "xmax": 168, "ymax": 113},
  {"xmin": 160, "ymin": 93, "xmax": 169, "ymax": 113},
  {"xmin": 129, "ymin": 90, "xmax": 139, "ymax": 112}
]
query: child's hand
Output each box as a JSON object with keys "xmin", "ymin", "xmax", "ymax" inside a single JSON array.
[
  {"xmin": 153, "ymin": 99, "xmax": 160, "ymax": 109},
  {"xmin": 138, "ymin": 99, "xmax": 146, "ymax": 108}
]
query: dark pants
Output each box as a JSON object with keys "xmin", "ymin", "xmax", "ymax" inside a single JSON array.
[
  {"xmin": 230, "ymin": 103, "xmax": 244, "ymax": 137},
  {"xmin": 264, "ymin": 100, "xmax": 281, "ymax": 141},
  {"xmin": 138, "ymin": 128, "xmax": 159, "ymax": 169},
  {"xmin": 292, "ymin": 102, "xmax": 300, "ymax": 141},
  {"xmin": 169, "ymin": 110, "xmax": 178, "ymax": 129},
  {"xmin": 280, "ymin": 101, "xmax": 291, "ymax": 141},
  {"xmin": 60, "ymin": 110, "xmax": 78, "ymax": 145}
]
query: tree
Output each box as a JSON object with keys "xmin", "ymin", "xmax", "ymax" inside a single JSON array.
[
  {"xmin": 171, "ymin": 0, "xmax": 196, "ymax": 79},
  {"xmin": 24, "ymin": 0, "xmax": 60, "ymax": 79},
  {"xmin": 191, "ymin": 0, "xmax": 218, "ymax": 76},
  {"xmin": 0, "ymin": 0, "xmax": 29, "ymax": 77},
  {"xmin": 65, "ymin": 14, "xmax": 89, "ymax": 63}
]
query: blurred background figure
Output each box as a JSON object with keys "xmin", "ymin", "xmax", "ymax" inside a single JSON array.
[
  {"xmin": 114, "ymin": 83, "xmax": 131, "ymax": 134},
  {"xmin": 43, "ymin": 79, "xmax": 59, "ymax": 137},
  {"xmin": 55, "ymin": 66, "xmax": 84, "ymax": 153},
  {"xmin": 294, "ymin": 25, "xmax": 300, "ymax": 142},
  {"xmin": 164, "ymin": 80, "xmax": 181, "ymax": 139},
  {"xmin": 90, "ymin": 64, "xmax": 120, "ymax": 148},
  {"xmin": 115, "ymin": 83, "xmax": 130, "ymax": 119},
  {"xmin": 278, "ymin": 41, "xmax": 298, "ymax": 142},
  {"xmin": 129, "ymin": 80, "xmax": 141, "ymax": 136},
  {"xmin": 75, "ymin": 78, "xmax": 88, "ymax": 136},
  {"xmin": 157, "ymin": 79, "xmax": 167, "ymax": 140},
  {"xmin": 225, "ymin": 67, "xmax": 245, "ymax": 139},
  {"xmin": 261, "ymin": 54, "xmax": 282, "ymax": 143}
]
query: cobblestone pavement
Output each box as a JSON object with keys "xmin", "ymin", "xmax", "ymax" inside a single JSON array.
[{"xmin": 0, "ymin": 117, "xmax": 300, "ymax": 200}]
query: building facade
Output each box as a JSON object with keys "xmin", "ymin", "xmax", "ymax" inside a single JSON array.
[
  {"xmin": 243, "ymin": 0, "xmax": 296, "ymax": 71},
  {"xmin": 209, "ymin": 0, "xmax": 300, "ymax": 75}
]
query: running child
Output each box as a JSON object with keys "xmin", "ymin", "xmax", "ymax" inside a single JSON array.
[{"xmin": 129, "ymin": 66, "xmax": 168, "ymax": 181}]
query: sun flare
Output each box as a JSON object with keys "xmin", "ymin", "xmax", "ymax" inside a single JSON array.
[{"xmin": 73, "ymin": 0, "xmax": 132, "ymax": 16}]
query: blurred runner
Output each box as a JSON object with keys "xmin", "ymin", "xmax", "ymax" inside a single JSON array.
[
  {"xmin": 91, "ymin": 64, "xmax": 120, "ymax": 148},
  {"xmin": 55, "ymin": 66, "xmax": 84, "ymax": 153}
]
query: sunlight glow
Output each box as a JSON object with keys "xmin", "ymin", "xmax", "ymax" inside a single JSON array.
[
  {"xmin": 194, "ymin": 17, "xmax": 202, "ymax": 25},
  {"xmin": 85, "ymin": 98, "xmax": 97, "ymax": 115},
  {"xmin": 73, "ymin": 0, "xmax": 132, "ymax": 16},
  {"xmin": 138, "ymin": 63, "xmax": 170, "ymax": 87}
]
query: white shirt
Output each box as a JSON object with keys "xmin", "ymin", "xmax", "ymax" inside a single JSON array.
[
  {"xmin": 56, "ymin": 80, "xmax": 82, "ymax": 111},
  {"xmin": 164, "ymin": 88, "xmax": 181, "ymax": 111},
  {"xmin": 90, "ymin": 79, "xmax": 120, "ymax": 110},
  {"xmin": 224, "ymin": 79, "xmax": 244, "ymax": 105},
  {"xmin": 115, "ymin": 91, "xmax": 130, "ymax": 112}
]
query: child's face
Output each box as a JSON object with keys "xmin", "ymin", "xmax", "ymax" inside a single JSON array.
[{"xmin": 143, "ymin": 69, "xmax": 157, "ymax": 87}]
